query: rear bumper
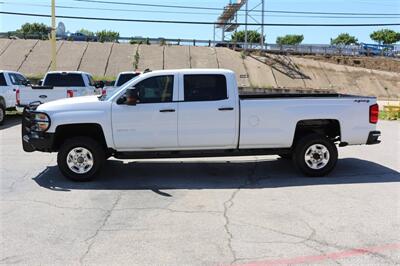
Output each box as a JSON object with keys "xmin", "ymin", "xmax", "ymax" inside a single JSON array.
[
  {"xmin": 366, "ymin": 130, "xmax": 381, "ymax": 145},
  {"xmin": 21, "ymin": 105, "xmax": 54, "ymax": 153}
]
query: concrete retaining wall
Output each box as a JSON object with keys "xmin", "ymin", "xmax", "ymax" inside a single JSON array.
[
  {"xmin": 19, "ymin": 41, "xmax": 62, "ymax": 75},
  {"xmin": 137, "ymin": 44, "xmax": 163, "ymax": 71},
  {"xmin": 79, "ymin": 42, "xmax": 113, "ymax": 77},
  {"xmin": 1, "ymin": 39, "xmax": 399, "ymax": 98},
  {"xmin": 0, "ymin": 39, "xmax": 38, "ymax": 71}
]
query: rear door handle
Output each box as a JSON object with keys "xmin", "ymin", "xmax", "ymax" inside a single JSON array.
[
  {"xmin": 218, "ymin": 107, "xmax": 234, "ymax": 111},
  {"xmin": 159, "ymin": 109, "xmax": 176, "ymax": 113}
]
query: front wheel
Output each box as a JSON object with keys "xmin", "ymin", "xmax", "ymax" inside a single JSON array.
[
  {"xmin": 293, "ymin": 134, "xmax": 338, "ymax": 177},
  {"xmin": 57, "ymin": 137, "xmax": 105, "ymax": 181}
]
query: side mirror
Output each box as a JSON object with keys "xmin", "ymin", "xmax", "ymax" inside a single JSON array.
[
  {"xmin": 117, "ymin": 88, "xmax": 138, "ymax": 105},
  {"xmin": 95, "ymin": 80, "xmax": 105, "ymax": 89},
  {"xmin": 22, "ymin": 80, "xmax": 31, "ymax": 86},
  {"xmin": 38, "ymin": 80, "xmax": 43, "ymax": 86}
]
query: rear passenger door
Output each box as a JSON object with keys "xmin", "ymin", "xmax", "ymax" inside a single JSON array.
[{"xmin": 177, "ymin": 74, "xmax": 238, "ymax": 149}]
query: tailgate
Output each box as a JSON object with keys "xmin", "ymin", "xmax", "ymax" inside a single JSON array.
[{"xmin": 20, "ymin": 86, "xmax": 67, "ymax": 105}]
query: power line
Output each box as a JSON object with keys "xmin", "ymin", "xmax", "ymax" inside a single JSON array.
[
  {"xmin": 2, "ymin": 2, "xmax": 400, "ymax": 19},
  {"xmin": 72, "ymin": 0, "xmax": 400, "ymax": 16},
  {"xmin": 1, "ymin": 11, "xmax": 399, "ymax": 26}
]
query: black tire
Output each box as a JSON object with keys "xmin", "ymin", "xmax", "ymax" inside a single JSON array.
[
  {"xmin": 0, "ymin": 104, "xmax": 5, "ymax": 126},
  {"xmin": 278, "ymin": 153, "xmax": 292, "ymax": 159},
  {"xmin": 293, "ymin": 134, "xmax": 338, "ymax": 177},
  {"xmin": 57, "ymin": 137, "xmax": 105, "ymax": 181}
]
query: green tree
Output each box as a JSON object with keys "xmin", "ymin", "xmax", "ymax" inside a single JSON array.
[
  {"xmin": 16, "ymin": 22, "xmax": 51, "ymax": 38},
  {"xmin": 276, "ymin": 34, "xmax": 304, "ymax": 45},
  {"xmin": 231, "ymin": 30, "xmax": 264, "ymax": 43},
  {"xmin": 331, "ymin": 33, "xmax": 358, "ymax": 45},
  {"xmin": 96, "ymin": 30, "xmax": 120, "ymax": 43},
  {"xmin": 370, "ymin": 29, "xmax": 400, "ymax": 45},
  {"xmin": 77, "ymin": 28, "xmax": 95, "ymax": 36}
]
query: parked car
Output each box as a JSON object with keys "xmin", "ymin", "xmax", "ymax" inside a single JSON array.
[
  {"xmin": 216, "ymin": 42, "xmax": 242, "ymax": 49},
  {"xmin": 66, "ymin": 32, "xmax": 97, "ymax": 42},
  {"xmin": 21, "ymin": 69, "xmax": 381, "ymax": 181},
  {"xmin": 0, "ymin": 70, "xmax": 30, "ymax": 124},
  {"xmin": 16, "ymin": 71, "xmax": 100, "ymax": 113}
]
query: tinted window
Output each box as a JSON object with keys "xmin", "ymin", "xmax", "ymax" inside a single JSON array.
[
  {"xmin": 134, "ymin": 75, "xmax": 173, "ymax": 103},
  {"xmin": 184, "ymin": 74, "xmax": 227, "ymax": 101},
  {"xmin": 116, "ymin": 73, "xmax": 140, "ymax": 87},
  {"xmin": 0, "ymin": 73, "xmax": 6, "ymax": 86},
  {"xmin": 9, "ymin": 73, "xmax": 27, "ymax": 85},
  {"xmin": 43, "ymin": 73, "xmax": 85, "ymax": 87}
]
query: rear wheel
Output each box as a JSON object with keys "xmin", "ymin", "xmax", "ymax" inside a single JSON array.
[
  {"xmin": 57, "ymin": 137, "xmax": 105, "ymax": 181},
  {"xmin": 0, "ymin": 104, "xmax": 5, "ymax": 125},
  {"xmin": 293, "ymin": 134, "xmax": 338, "ymax": 177}
]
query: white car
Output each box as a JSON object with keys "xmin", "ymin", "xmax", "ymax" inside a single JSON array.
[
  {"xmin": 21, "ymin": 69, "xmax": 381, "ymax": 181},
  {"xmin": 0, "ymin": 70, "xmax": 30, "ymax": 124},
  {"xmin": 16, "ymin": 71, "xmax": 99, "ymax": 113}
]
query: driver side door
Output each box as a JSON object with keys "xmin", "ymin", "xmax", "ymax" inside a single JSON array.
[{"xmin": 111, "ymin": 74, "xmax": 178, "ymax": 151}]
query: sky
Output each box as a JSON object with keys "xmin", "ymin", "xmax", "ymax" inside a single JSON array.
[{"xmin": 0, "ymin": 0, "xmax": 399, "ymax": 44}]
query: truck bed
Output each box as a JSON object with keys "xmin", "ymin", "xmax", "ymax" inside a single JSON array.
[{"xmin": 239, "ymin": 92, "xmax": 373, "ymax": 99}]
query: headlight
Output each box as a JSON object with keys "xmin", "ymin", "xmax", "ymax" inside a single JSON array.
[{"xmin": 31, "ymin": 112, "xmax": 50, "ymax": 132}]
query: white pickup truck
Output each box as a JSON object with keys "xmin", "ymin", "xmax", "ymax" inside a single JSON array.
[
  {"xmin": 21, "ymin": 69, "xmax": 381, "ymax": 181},
  {"xmin": 16, "ymin": 71, "xmax": 99, "ymax": 112},
  {"xmin": 0, "ymin": 70, "xmax": 30, "ymax": 124}
]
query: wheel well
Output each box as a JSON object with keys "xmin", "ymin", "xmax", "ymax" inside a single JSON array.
[
  {"xmin": 53, "ymin": 124, "xmax": 107, "ymax": 151},
  {"xmin": 293, "ymin": 119, "xmax": 341, "ymax": 145}
]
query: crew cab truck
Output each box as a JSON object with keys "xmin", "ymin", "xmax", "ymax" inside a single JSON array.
[
  {"xmin": 0, "ymin": 70, "xmax": 29, "ymax": 125},
  {"xmin": 21, "ymin": 69, "xmax": 381, "ymax": 181},
  {"xmin": 16, "ymin": 71, "xmax": 100, "ymax": 113}
]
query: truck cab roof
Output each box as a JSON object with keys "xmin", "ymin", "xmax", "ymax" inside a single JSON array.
[{"xmin": 45, "ymin": 71, "xmax": 92, "ymax": 76}]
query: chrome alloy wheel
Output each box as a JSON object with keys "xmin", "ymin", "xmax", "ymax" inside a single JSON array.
[
  {"xmin": 304, "ymin": 144, "xmax": 330, "ymax": 170},
  {"xmin": 66, "ymin": 147, "xmax": 94, "ymax": 174}
]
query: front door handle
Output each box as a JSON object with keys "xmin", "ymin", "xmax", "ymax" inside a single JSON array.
[
  {"xmin": 159, "ymin": 109, "xmax": 176, "ymax": 113},
  {"xmin": 218, "ymin": 107, "xmax": 234, "ymax": 111}
]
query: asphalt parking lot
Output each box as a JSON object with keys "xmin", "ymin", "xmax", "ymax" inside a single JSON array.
[{"xmin": 0, "ymin": 116, "xmax": 399, "ymax": 265}]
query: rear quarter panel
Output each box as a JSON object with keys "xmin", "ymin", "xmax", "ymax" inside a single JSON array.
[{"xmin": 239, "ymin": 97, "xmax": 377, "ymax": 148}]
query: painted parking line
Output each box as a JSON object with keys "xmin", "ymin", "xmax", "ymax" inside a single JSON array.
[{"xmin": 235, "ymin": 243, "xmax": 400, "ymax": 266}]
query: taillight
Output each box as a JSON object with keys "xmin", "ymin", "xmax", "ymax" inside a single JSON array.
[
  {"xmin": 16, "ymin": 89, "xmax": 20, "ymax": 105},
  {"xmin": 101, "ymin": 89, "xmax": 106, "ymax": 96},
  {"xmin": 67, "ymin": 90, "xmax": 74, "ymax": 98},
  {"xmin": 369, "ymin": 104, "xmax": 379, "ymax": 124}
]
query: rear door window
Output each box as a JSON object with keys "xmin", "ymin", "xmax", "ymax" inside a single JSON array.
[
  {"xmin": 0, "ymin": 73, "xmax": 7, "ymax": 86},
  {"xmin": 43, "ymin": 73, "xmax": 85, "ymax": 87},
  {"xmin": 183, "ymin": 74, "xmax": 227, "ymax": 102}
]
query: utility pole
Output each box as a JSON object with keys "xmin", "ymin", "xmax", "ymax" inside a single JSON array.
[
  {"xmin": 51, "ymin": 0, "xmax": 57, "ymax": 71},
  {"xmin": 244, "ymin": 0, "xmax": 248, "ymax": 50},
  {"xmin": 261, "ymin": 0, "xmax": 265, "ymax": 49}
]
